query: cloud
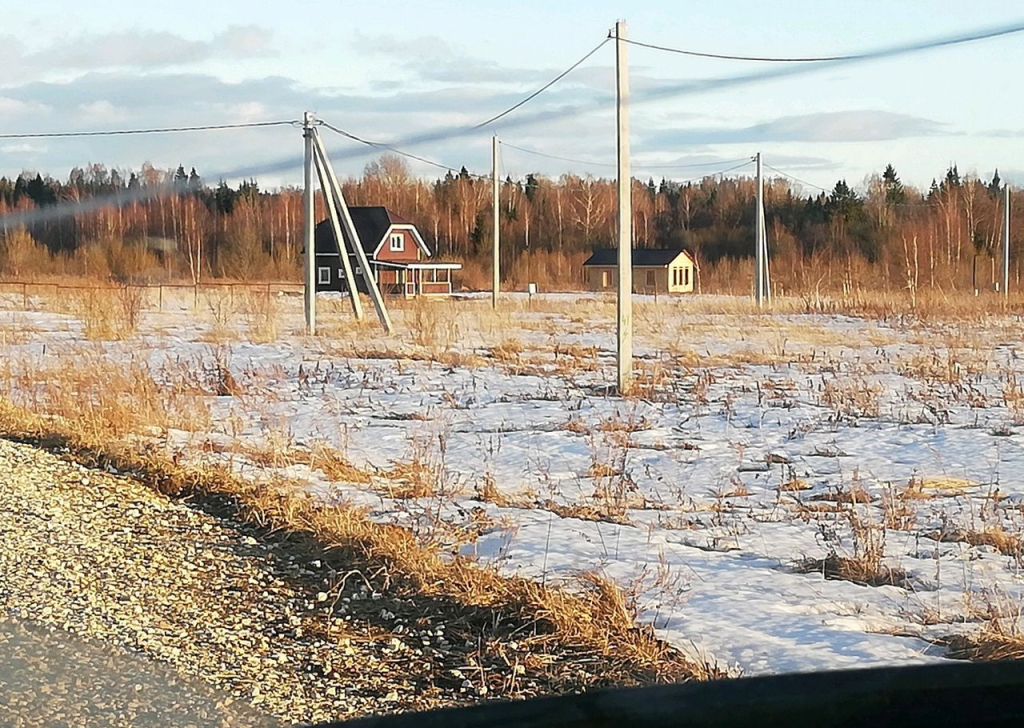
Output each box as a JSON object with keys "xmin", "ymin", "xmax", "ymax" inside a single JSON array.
[
  {"xmin": 982, "ymin": 128, "xmax": 1024, "ymax": 138},
  {"xmin": 1, "ymin": 142, "xmax": 47, "ymax": 155},
  {"xmin": 0, "ymin": 25, "xmax": 275, "ymax": 82},
  {"xmin": 0, "ymin": 96, "xmax": 49, "ymax": 117},
  {"xmin": 642, "ymin": 110, "xmax": 952, "ymax": 147}
]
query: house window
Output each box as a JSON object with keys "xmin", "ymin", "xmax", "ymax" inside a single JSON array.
[
  {"xmin": 684, "ymin": 267, "xmax": 690, "ymax": 287},
  {"xmin": 601, "ymin": 270, "xmax": 610, "ymax": 288},
  {"xmin": 317, "ymin": 266, "xmax": 331, "ymax": 285},
  {"xmin": 389, "ymin": 233, "xmax": 405, "ymax": 252},
  {"xmin": 646, "ymin": 270, "xmax": 656, "ymax": 286}
]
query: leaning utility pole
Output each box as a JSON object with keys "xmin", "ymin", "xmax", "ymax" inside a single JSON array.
[
  {"xmin": 303, "ymin": 111, "xmax": 316, "ymax": 335},
  {"xmin": 614, "ymin": 19, "xmax": 633, "ymax": 394},
  {"xmin": 312, "ymin": 130, "xmax": 393, "ymax": 333},
  {"xmin": 312, "ymin": 141, "xmax": 362, "ymax": 320},
  {"xmin": 755, "ymin": 151, "xmax": 765, "ymax": 307},
  {"xmin": 1005, "ymin": 184, "xmax": 1012, "ymax": 299},
  {"xmin": 492, "ymin": 135, "xmax": 500, "ymax": 309}
]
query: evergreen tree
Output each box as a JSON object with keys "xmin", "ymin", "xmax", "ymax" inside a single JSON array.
[
  {"xmin": 988, "ymin": 169, "xmax": 1002, "ymax": 196},
  {"xmin": 173, "ymin": 164, "xmax": 188, "ymax": 189},
  {"xmin": 881, "ymin": 164, "xmax": 905, "ymax": 204}
]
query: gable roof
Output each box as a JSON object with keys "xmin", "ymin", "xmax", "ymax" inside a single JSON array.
[
  {"xmin": 315, "ymin": 206, "xmax": 430, "ymax": 257},
  {"xmin": 583, "ymin": 248, "xmax": 691, "ymax": 267}
]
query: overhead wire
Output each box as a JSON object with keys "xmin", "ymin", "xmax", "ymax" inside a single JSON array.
[
  {"xmin": 500, "ymin": 141, "xmax": 752, "ymax": 170},
  {"xmin": 623, "ymin": 38, "xmax": 863, "ymax": 63},
  {"xmin": 2, "ymin": 20, "xmax": 1022, "ymax": 227},
  {"xmin": 318, "ymin": 120, "xmax": 487, "ymax": 179},
  {"xmin": 762, "ymin": 163, "xmax": 830, "ymax": 193},
  {"xmin": 472, "ymin": 37, "xmax": 610, "ymax": 129},
  {"xmin": 0, "ymin": 120, "xmax": 298, "ymax": 140}
]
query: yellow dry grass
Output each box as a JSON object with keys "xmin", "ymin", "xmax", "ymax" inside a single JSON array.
[{"xmin": 0, "ymin": 397, "xmax": 719, "ymax": 685}]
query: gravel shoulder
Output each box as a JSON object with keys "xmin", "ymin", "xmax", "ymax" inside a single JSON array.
[{"xmin": 0, "ymin": 438, "xmax": 511, "ymax": 725}]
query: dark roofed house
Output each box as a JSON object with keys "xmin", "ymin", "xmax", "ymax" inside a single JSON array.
[
  {"xmin": 583, "ymin": 248, "xmax": 695, "ymax": 294},
  {"xmin": 314, "ymin": 206, "xmax": 461, "ymax": 297}
]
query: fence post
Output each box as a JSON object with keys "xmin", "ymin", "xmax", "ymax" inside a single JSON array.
[{"xmin": 22, "ymin": 283, "xmax": 27, "ymax": 309}]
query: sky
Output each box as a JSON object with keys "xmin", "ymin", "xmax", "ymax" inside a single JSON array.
[{"xmin": 1, "ymin": 1, "xmax": 1023, "ymax": 194}]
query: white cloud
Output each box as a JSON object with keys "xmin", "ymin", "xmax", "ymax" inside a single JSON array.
[
  {"xmin": 0, "ymin": 25, "xmax": 275, "ymax": 83},
  {"xmin": 1, "ymin": 142, "xmax": 47, "ymax": 155},
  {"xmin": 77, "ymin": 100, "xmax": 127, "ymax": 123}
]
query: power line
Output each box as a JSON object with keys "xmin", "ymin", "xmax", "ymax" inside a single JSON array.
[
  {"xmin": 0, "ymin": 120, "xmax": 297, "ymax": 140},
  {"xmin": 2, "ymin": 21, "xmax": 1022, "ymax": 227},
  {"xmin": 688, "ymin": 159, "xmax": 755, "ymax": 181},
  {"xmin": 299, "ymin": 20, "xmax": 1024, "ymax": 179},
  {"xmin": 762, "ymin": 163, "xmax": 830, "ymax": 193},
  {"xmin": 472, "ymin": 37, "xmax": 610, "ymax": 129},
  {"xmin": 500, "ymin": 141, "xmax": 752, "ymax": 170},
  {"xmin": 624, "ymin": 38, "xmax": 860, "ymax": 63},
  {"xmin": 318, "ymin": 120, "xmax": 485, "ymax": 178}
]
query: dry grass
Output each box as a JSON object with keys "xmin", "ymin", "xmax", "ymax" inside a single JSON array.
[
  {"xmin": 926, "ymin": 526, "xmax": 1023, "ymax": 563},
  {"xmin": 821, "ymin": 378, "xmax": 882, "ymax": 420},
  {"xmin": 798, "ymin": 506, "xmax": 908, "ymax": 588},
  {"xmin": 62, "ymin": 285, "xmax": 145, "ymax": 340},
  {"xmin": 242, "ymin": 290, "xmax": 280, "ymax": 343},
  {"xmin": 541, "ymin": 500, "xmax": 632, "ymax": 526},
  {"xmin": 0, "ymin": 353, "xmax": 211, "ymax": 440},
  {"xmin": 0, "ymin": 397, "xmax": 721, "ymax": 685}
]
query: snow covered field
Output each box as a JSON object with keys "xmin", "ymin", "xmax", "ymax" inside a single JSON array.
[{"xmin": 2, "ymin": 287, "xmax": 1023, "ymax": 676}]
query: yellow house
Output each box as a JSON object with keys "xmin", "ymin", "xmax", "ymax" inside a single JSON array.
[{"xmin": 582, "ymin": 248, "xmax": 695, "ymax": 294}]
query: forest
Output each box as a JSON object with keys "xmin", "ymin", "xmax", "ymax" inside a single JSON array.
[{"xmin": 0, "ymin": 155, "xmax": 1019, "ymax": 295}]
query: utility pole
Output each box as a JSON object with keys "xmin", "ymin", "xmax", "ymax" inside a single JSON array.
[
  {"xmin": 492, "ymin": 135, "xmax": 500, "ymax": 309},
  {"xmin": 1005, "ymin": 183, "xmax": 1012, "ymax": 299},
  {"xmin": 303, "ymin": 111, "xmax": 316, "ymax": 335},
  {"xmin": 762, "ymin": 187, "xmax": 771, "ymax": 303},
  {"xmin": 312, "ymin": 142, "xmax": 362, "ymax": 319},
  {"xmin": 615, "ymin": 19, "xmax": 632, "ymax": 394},
  {"xmin": 755, "ymin": 151, "xmax": 765, "ymax": 307},
  {"xmin": 312, "ymin": 130, "xmax": 393, "ymax": 333}
]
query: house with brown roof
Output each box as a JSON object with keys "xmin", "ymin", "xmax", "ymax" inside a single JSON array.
[
  {"xmin": 314, "ymin": 206, "xmax": 461, "ymax": 297},
  {"xmin": 583, "ymin": 248, "xmax": 695, "ymax": 294}
]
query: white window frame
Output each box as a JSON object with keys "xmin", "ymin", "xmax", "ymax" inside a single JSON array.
[
  {"xmin": 317, "ymin": 266, "xmax": 331, "ymax": 285},
  {"xmin": 389, "ymin": 233, "xmax": 405, "ymax": 252}
]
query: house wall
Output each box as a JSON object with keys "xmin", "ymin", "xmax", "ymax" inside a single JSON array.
[
  {"xmin": 585, "ymin": 264, "xmax": 694, "ymax": 294},
  {"xmin": 374, "ymin": 226, "xmax": 423, "ymax": 264},
  {"xmin": 667, "ymin": 259, "xmax": 695, "ymax": 293}
]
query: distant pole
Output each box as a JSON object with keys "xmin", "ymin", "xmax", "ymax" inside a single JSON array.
[
  {"xmin": 755, "ymin": 151, "xmax": 765, "ymax": 308},
  {"xmin": 492, "ymin": 135, "xmax": 500, "ymax": 309},
  {"xmin": 615, "ymin": 19, "xmax": 633, "ymax": 394},
  {"xmin": 1005, "ymin": 184, "xmax": 1012, "ymax": 299},
  {"xmin": 303, "ymin": 111, "xmax": 316, "ymax": 335},
  {"xmin": 762, "ymin": 189, "xmax": 771, "ymax": 303}
]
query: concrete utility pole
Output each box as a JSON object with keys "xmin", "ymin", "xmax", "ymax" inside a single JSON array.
[
  {"xmin": 312, "ymin": 130, "xmax": 394, "ymax": 333},
  {"xmin": 303, "ymin": 111, "xmax": 316, "ymax": 335},
  {"xmin": 762, "ymin": 182, "xmax": 771, "ymax": 303},
  {"xmin": 312, "ymin": 144, "xmax": 362, "ymax": 320},
  {"xmin": 492, "ymin": 135, "xmax": 500, "ymax": 309},
  {"xmin": 755, "ymin": 151, "xmax": 765, "ymax": 307},
  {"xmin": 1005, "ymin": 184, "xmax": 1012, "ymax": 299},
  {"xmin": 615, "ymin": 19, "xmax": 633, "ymax": 394}
]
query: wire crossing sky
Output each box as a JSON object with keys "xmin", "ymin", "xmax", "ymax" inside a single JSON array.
[{"xmin": 0, "ymin": 2, "xmax": 1022, "ymax": 194}]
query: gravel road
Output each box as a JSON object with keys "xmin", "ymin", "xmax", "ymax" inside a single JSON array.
[{"xmin": 0, "ymin": 438, "xmax": 493, "ymax": 725}]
